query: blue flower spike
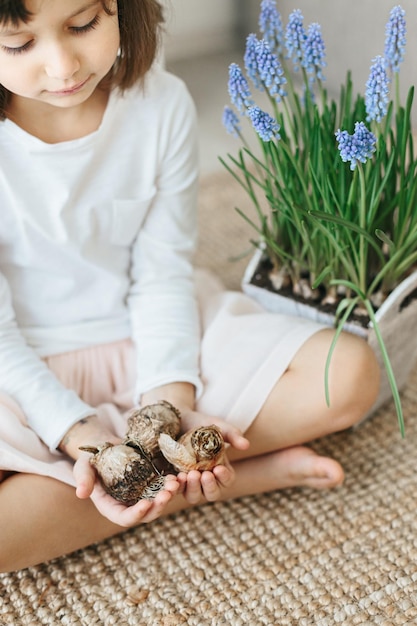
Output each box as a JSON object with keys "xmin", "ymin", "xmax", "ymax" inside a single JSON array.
[
  {"xmin": 222, "ymin": 106, "xmax": 241, "ymax": 138},
  {"xmin": 335, "ymin": 121, "xmax": 377, "ymax": 171},
  {"xmin": 303, "ymin": 22, "xmax": 326, "ymax": 83},
  {"xmin": 285, "ymin": 9, "xmax": 306, "ymax": 71},
  {"xmin": 384, "ymin": 5, "xmax": 406, "ymax": 73},
  {"xmin": 259, "ymin": 0, "xmax": 284, "ymax": 56},
  {"xmin": 365, "ymin": 55, "xmax": 390, "ymax": 123},
  {"xmin": 227, "ymin": 63, "xmax": 254, "ymax": 114},
  {"xmin": 255, "ymin": 39, "xmax": 287, "ymax": 103},
  {"xmin": 244, "ymin": 33, "xmax": 263, "ymax": 90},
  {"xmin": 247, "ymin": 106, "xmax": 280, "ymax": 142}
]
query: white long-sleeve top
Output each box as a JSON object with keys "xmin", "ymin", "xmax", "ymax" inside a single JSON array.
[{"xmin": 0, "ymin": 68, "xmax": 202, "ymax": 452}]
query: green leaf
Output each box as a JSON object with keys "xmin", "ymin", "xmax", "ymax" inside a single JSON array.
[
  {"xmin": 375, "ymin": 229, "xmax": 395, "ymax": 250},
  {"xmin": 364, "ymin": 300, "xmax": 405, "ymax": 436},
  {"xmin": 323, "ymin": 296, "xmax": 359, "ymax": 405}
]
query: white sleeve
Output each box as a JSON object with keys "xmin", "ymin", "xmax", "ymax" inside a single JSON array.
[
  {"xmin": 0, "ymin": 274, "xmax": 95, "ymax": 453},
  {"xmin": 127, "ymin": 83, "xmax": 202, "ymax": 400}
]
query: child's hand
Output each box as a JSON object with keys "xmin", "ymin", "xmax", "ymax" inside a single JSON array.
[
  {"xmin": 176, "ymin": 461, "xmax": 234, "ymax": 505},
  {"xmin": 179, "ymin": 409, "xmax": 250, "ymax": 454},
  {"xmin": 73, "ymin": 452, "xmax": 180, "ymax": 526},
  {"xmin": 175, "ymin": 409, "xmax": 250, "ymax": 504}
]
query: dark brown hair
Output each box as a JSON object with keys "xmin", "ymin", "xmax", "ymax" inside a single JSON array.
[{"xmin": 0, "ymin": 0, "xmax": 165, "ymax": 118}]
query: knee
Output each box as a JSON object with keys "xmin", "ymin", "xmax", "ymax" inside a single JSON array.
[{"xmin": 329, "ymin": 332, "xmax": 380, "ymax": 429}]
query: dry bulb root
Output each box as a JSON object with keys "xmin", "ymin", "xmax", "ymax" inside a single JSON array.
[
  {"xmin": 125, "ymin": 400, "xmax": 181, "ymax": 457},
  {"xmin": 79, "ymin": 442, "xmax": 165, "ymax": 506},
  {"xmin": 79, "ymin": 401, "xmax": 226, "ymax": 505},
  {"xmin": 158, "ymin": 425, "xmax": 226, "ymax": 472}
]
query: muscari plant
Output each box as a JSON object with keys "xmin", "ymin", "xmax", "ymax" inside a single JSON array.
[{"xmin": 221, "ymin": 2, "xmax": 415, "ymax": 434}]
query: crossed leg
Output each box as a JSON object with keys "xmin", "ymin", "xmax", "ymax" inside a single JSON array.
[{"xmin": 0, "ymin": 329, "xmax": 380, "ymax": 572}]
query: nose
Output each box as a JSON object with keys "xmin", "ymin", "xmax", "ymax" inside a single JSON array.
[{"xmin": 44, "ymin": 41, "xmax": 80, "ymax": 80}]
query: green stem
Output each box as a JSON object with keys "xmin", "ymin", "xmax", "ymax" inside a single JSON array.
[
  {"xmin": 323, "ymin": 296, "xmax": 359, "ymax": 406},
  {"xmin": 357, "ymin": 164, "xmax": 367, "ymax": 293},
  {"xmin": 395, "ymin": 71, "xmax": 400, "ymax": 115},
  {"xmin": 363, "ymin": 299, "xmax": 405, "ymax": 436}
]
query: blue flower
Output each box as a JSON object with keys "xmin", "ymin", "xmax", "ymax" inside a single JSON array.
[
  {"xmin": 384, "ymin": 5, "xmax": 406, "ymax": 73},
  {"xmin": 247, "ymin": 106, "xmax": 280, "ymax": 142},
  {"xmin": 254, "ymin": 39, "xmax": 287, "ymax": 102},
  {"xmin": 303, "ymin": 23, "xmax": 326, "ymax": 82},
  {"xmin": 227, "ymin": 63, "xmax": 254, "ymax": 113},
  {"xmin": 244, "ymin": 33, "xmax": 262, "ymax": 90},
  {"xmin": 285, "ymin": 9, "xmax": 306, "ymax": 71},
  {"xmin": 365, "ymin": 55, "xmax": 390, "ymax": 122},
  {"xmin": 259, "ymin": 0, "xmax": 284, "ymax": 56},
  {"xmin": 222, "ymin": 106, "xmax": 241, "ymax": 138},
  {"xmin": 244, "ymin": 35, "xmax": 287, "ymax": 102},
  {"xmin": 336, "ymin": 122, "xmax": 377, "ymax": 170}
]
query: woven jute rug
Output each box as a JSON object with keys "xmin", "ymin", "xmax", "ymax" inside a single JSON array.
[{"xmin": 1, "ymin": 172, "xmax": 417, "ymax": 626}]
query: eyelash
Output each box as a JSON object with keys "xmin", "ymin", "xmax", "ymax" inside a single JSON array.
[
  {"xmin": 2, "ymin": 40, "xmax": 32, "ymax": 55},
  {"xmin": 71, "ymin": 14, "xmax": 101, "ymax": 35},
  {"xmin": 1, "ymin": 14, "xmax": 101, "ymax": 55}
]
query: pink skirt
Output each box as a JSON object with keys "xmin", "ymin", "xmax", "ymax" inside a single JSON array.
[{"xmin": 0, "ymin": 272, "xmax": 325, "ymax": 486}]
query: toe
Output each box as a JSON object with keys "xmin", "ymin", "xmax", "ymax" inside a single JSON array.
[
  {"xmin": 301, "ymin": 455, "xmax": 344, "ymax": 489},
  {"xmin": 276, "ymin": 446, "xmax": 345, "ymax": 490}
]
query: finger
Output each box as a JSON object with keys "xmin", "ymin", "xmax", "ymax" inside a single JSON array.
[
  {"xmin": 136, "ymin": 488, "xmax": 178, "ymax": 524},
  {"xmin": 200, "ymin": 470, "xmax": 222, "ymax": 502},
  {"xmin": 90, "ymin": 477, "xmax": 180, "ymax": 527},
  {"xmin": 161, "ymin": 475, "xmax": 181, "ymax": 496},
  {"xmin": 117, "ymin": 483, "xmax": 181, "ymax": 525},
  {"xmin": 212, "ymin": 464, "xmax": 235, "ymax": 488},
  {"xmin": 206, "ymin": 419, "xmax": 249, "ymax": 450},
  {"xmin": 175, "ymin": 472, "xmax": 188, "ymax": 494},
  {"xmin": 222, "ymin": 427, "xmax": 250, "ymax": 451},
  {"xmin": 90, "ymin": 483, "xmax": 155, "ymax": 526},
  {"xmin": 73, "ymin": 454, "xmax": 96, "ymax": 499},
  {"xmin": 183, "ymin": 470, "xmax": 205, "ymax": 505}
]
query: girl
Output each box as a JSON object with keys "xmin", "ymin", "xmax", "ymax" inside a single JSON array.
[{"xmin": 0, "ymin": 0, "xmax": 379, "ymax": 573}]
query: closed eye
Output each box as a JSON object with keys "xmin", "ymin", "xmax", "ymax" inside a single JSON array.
[
  {"xmin": 0, "ymin": 14, "xmax": 101, "ymax": 55},
  {"xmin": 71, "ymin": 14, "xmax": 101, "ymax": 34},
  {"xmin": 1, "ymin": 40, "xmax": 33, "ymax": 55}
]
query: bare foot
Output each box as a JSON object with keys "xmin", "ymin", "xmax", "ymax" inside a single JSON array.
[
  {"xmin": 217, "ymin": 445, "xmax": 345, "ymax": 502},
  {"xmin": 269, "ymin": 445, "xmax": 344, "ymax": 490}
]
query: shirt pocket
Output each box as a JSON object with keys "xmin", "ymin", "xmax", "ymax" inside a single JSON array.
[{"xmin": 110, "ymin": 195, "xmax": 155, "ymax": 246}]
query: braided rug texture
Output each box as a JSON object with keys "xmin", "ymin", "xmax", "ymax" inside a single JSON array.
[{"xmin": 1, "ymin": 173, "xmax": 417, "ymax": 626}]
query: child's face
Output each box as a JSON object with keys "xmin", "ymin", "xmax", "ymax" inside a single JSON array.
[{"xmin": 0, "ymin": 0, "xmax": 120, "ymax": 111}]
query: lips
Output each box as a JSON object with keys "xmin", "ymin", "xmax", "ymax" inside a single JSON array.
[{"xmin": 49, "ymin": 76, "xmax": 90, "ymax": 96}]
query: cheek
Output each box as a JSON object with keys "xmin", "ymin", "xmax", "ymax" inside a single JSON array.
[
  {"xmin": 88, "ymin": 47, "xmax": 118, "ymax": 80},
  {"xmin": 103, "ymin": 32, "xmax": 120, "ymax": 68},
  {"xmin": 0, "ymin": 64, "xmax": 32, "ymax": 96},
  {"xmin": 89, "ymin": 23, "xmax": 120, "ymax": 73}
]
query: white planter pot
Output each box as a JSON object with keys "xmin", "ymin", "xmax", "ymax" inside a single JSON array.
[{"xmin": 242, "ymin": 248, "xmax": 417, "ymax": 414}]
